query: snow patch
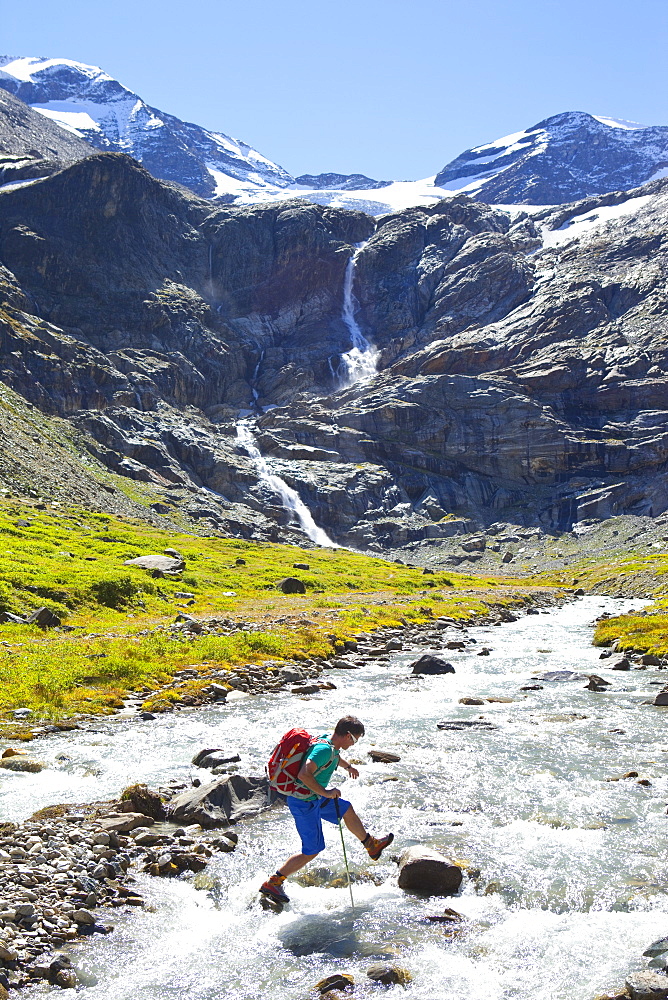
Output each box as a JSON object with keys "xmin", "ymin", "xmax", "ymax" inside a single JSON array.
[
  {"xmin": 33, "ymin": 105, "xmax": 103, "ymax": 135},
  {"xmin": 541, "ymin": 195, "xmax": 653, "ymax": 248},
  {"xmin": 592, "ymin": 115, "xmax": 645, "ymax": 130}
]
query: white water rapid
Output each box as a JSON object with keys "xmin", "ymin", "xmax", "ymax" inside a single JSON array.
[
  {"xmin": 3, "ymin": 597, "xmax": 666, "ymax": 1000},
  {"xmin": 339, "ymin": 243, "xmax": 379, "ymax": 385},
  {"xmin": 236, "ymin": 421, "xmax": 336, "ymax": 547}
]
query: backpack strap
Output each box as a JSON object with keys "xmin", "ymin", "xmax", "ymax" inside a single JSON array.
[{"xmin": 297, "ymin": 736, "xmax": 338, "ymax": 788}]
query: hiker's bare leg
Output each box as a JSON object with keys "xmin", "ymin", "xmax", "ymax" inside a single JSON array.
[
  {"xmin": 278, "ymin": 851, "xmax": 318, "ymax": 877},
  {"xmin": 342, "ymin": 804, "xmax": 367, "ymax": 842}
]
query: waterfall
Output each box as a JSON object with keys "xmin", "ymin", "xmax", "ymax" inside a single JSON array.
[
  {"xmin": 236, "ymin": 421, "xmax": 336, "ymax": 547},
  {"xmin": 339, "ymin": 242, "xmax": 379, "ymax": 385},
  {"xmin": 251, "ymin": 346, "xmax": 265, "ymax": 404}
]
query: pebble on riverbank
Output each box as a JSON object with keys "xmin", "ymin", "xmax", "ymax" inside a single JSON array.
[{"xmin": 0, "ymin": 785, "xmax": 240, "ymax": 990}]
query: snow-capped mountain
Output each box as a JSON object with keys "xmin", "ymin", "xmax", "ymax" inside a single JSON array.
[
  {"xmin": 0, "ymin": 56, "xmax": 293, "ymax": 198},
  {"xmin": 435, "ymin": 112, "xmax": 668, "ymax": 204},
  {"xmin": 2, "ymin": 57, "xmax": 667, "ymax": 214}
]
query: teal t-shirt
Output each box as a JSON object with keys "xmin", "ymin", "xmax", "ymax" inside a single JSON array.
[{"xmin": 300, "ymin": 735, "xmax": 339, "ymax": 800}]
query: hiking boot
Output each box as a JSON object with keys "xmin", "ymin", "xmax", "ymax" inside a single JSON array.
[
  {"xmin": 260, "ymin": 876, "xmax": 290, "ymax": 904},
  {"xmin": 364, "ymin": 833, "xmax": 394, "ymax": 861}
]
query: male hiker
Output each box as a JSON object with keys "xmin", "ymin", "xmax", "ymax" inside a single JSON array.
[{"xmin": 260, "ymin": 715, "xmax": 394, "ymax": 904}]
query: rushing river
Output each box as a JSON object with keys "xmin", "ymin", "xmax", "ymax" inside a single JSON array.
[{"xmin": 2, "ymin": 596, "xmax": 667, "ymax": 999}]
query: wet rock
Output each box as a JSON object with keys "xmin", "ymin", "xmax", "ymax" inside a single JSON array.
[
  {"xmin": 520, "ymin": 684, "xmax": 543, "ymax": 691},
  {"xmin": 535, "ymin": 670, "xmax": 588, "ymax": 682},
  {"xmin": 192, "ymin": 749, "xmax": 241, "ymax": 769},
  {"xmin": 544, "ymin": 712, "xmax": 588, "ymax": 722},
  {"xmin": 626, "ymin": 971, "xmax": 668, "ymax": 999},
  {"xmin": 276, "ymin": 577, "xmax": 306, "ymax": 594},
  {"xmin": 168, "ymin": 774, "xmax": 275, "ymax": 827},
  {"xmin": 644, "ymin": 939, "xmax": 668, "ymax": 959},
  {"xmin": 611, "ymin": 657, "xmax": 631, "ymax": 671},
  {"xmin": 653, "ymin": 688, "xmax": 668, "ymax": 706},
  {"xmin": 459, "ymin": 697, "xmax": 485, "ymax": 705},
  {"xmin": 53, "ymin": 969, "xmax": 77, "ymax": 989},
  {"xmin": 411, "ymin": 654, "xmax": 455, "ymax": 675},
  {"xmin": 0, "ymin": 756, "xmax": 45, "ymax": 772},
  {"xmin": 424, "ymin": 906, "xmax": 464, "ymax": 923},
  {"xmin": 291, "ymin": 684, "xmax": 321, "ymax": 695},
  {"xmin": 368, "ymin": 750, "xmax": 401, "ymax": 763},
  {"xmin": 437, "ymin": 719, "xmax": 497, "ymax": 730},
  {"xmin": 586, "ymin": 674, "xmax": 611, "ymax": 691},
  {"xmin": 366, "ymin": 963, "xmax": 413, "ymax": 985},
  {"xmin": 72, "ymin": 909, "xmax": 96, "ymax": 925},
  {"xmin": 477, "ymin": 647, "xmax": 491, "ymax": 656},
  {"xmin": 606, "ymin": 771, "xmax": 639, "ymax": 781},
  {"xmin": 397, "ymin": 846, "xmax": 463, "ymax": 896},
  {"xmin": 315, "ymin": 973, "xmax": 355, "ymax": 993}
]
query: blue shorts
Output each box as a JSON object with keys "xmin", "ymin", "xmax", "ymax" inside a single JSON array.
[{"xmin": 286, "ymin": 795, "xmax": 351, "ymax": 856}]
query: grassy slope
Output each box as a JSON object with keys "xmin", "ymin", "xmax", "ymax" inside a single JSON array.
[{"xmin": 0, "ymin": 500, "xmax": 544, "ymax": 731}]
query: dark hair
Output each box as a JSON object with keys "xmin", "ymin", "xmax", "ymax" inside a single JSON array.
[{"xmin": 334, "ymin": 715, "xmax": 365, "ymax": 737}]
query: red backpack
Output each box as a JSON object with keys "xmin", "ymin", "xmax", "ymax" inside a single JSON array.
[{"xmin": 267, "ymin": 729, "xmax": 333, "ymax": 798}]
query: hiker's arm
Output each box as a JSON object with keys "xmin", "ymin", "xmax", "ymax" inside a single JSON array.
[
  {"xmin": 338, "ymin": 757, "xmax": 359, "ymax": 779},
  {"xmin": 298, "ymin": 759, "xmax": 340, "ymax": 798}
]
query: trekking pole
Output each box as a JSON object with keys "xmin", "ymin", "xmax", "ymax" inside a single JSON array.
[{"xmin": 334, "ymin": 797, "xmax": 355, "ymax": 913}]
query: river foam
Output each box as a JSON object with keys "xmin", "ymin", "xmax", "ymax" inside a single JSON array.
[{"xmin": 4, "ymin": 597, "xmax": 666, "ymax": 999}]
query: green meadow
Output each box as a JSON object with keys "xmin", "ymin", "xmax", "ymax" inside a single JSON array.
[{"xmin": 0, "ymin": 500, "xmax": 538, "ymax": 731}]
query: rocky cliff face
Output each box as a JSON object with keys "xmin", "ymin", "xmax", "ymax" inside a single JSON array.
[
  {"xmin": 0, "ymin": 87, "xmax": 94, "ymax": 186},
  {"xmin": 1, "ymin": 150, "xmax": 668, "ymax": 549}
]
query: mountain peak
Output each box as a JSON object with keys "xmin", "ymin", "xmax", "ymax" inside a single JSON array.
[
  {"xmin": 435, "ymin": 110, "xmax": 668, "ymax": 204},
  {"xmin": 0, "ymin": 55, "xmax": 293, "ymax": 199}
]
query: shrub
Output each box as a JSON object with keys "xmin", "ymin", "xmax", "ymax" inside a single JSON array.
[
  {"xmin": 0, "ymin": 582, "xmax": 16, "ymax": 614},
  {"xmin": 89, "ymin": 575, "xmax": 141, "ymax": 609}
]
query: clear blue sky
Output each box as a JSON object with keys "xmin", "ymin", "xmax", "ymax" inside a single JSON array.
[{"xmin": 3, "ymin": 0, "xmax": 667, "ymax": 179}]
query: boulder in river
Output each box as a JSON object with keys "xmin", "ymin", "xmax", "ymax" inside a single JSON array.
[
  {"xmin": 626, "ymin": 970, "xmax": 668, "ymax": 999},
  {"xmin": 397, "ymin": 846, "xmax": 463, "ymax": 896},
  {"xmin": 314, "ymin": 973, "xmax": 355, "ymax": 993},
  {"xmin": 641, "ymin": 653, "xmax": 663, "ymax": 666},
  {"xmin": 368, "ymin": 750, "xmax": 401, "ymax": 763},
  {"xmin": 168, "ymin": 774, "xmax": 276, "ymax": 827},
  {"xmin": 192, "ymin": 749, "xmax": 241, "ymax": 769},
  {"xmin": 611, "ymin": 657, "xmax": 631, "ymax": 671},
  {"xmin": 366, "ymin": 963, "xmax": 412, "ymax": 985},
  {"xmin": 411, "ymin": 654, "xmax": 455, "ymax": 675},
  {"xmin": 653, "ymin": 688, "xmax": 668, "ymax": 706},
  {"xmin": 535, "ymin": 670, "xmax": 588, "ymax": 682},
  {"xmin": 585, "ymin": 674, "xmax": 611, "ymax": 691},
  {"xmin": 0, "ymin": 755, "xmax": 45, "ymax": 772}
]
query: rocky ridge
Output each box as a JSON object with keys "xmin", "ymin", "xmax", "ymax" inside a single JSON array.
[
  {"xmin": 1, "ymin": 150, "xmax": 668, "ymax": 551},
  {"xmin": 435, "ymin": 111, "xmax": 668, "ymax": 205}
]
